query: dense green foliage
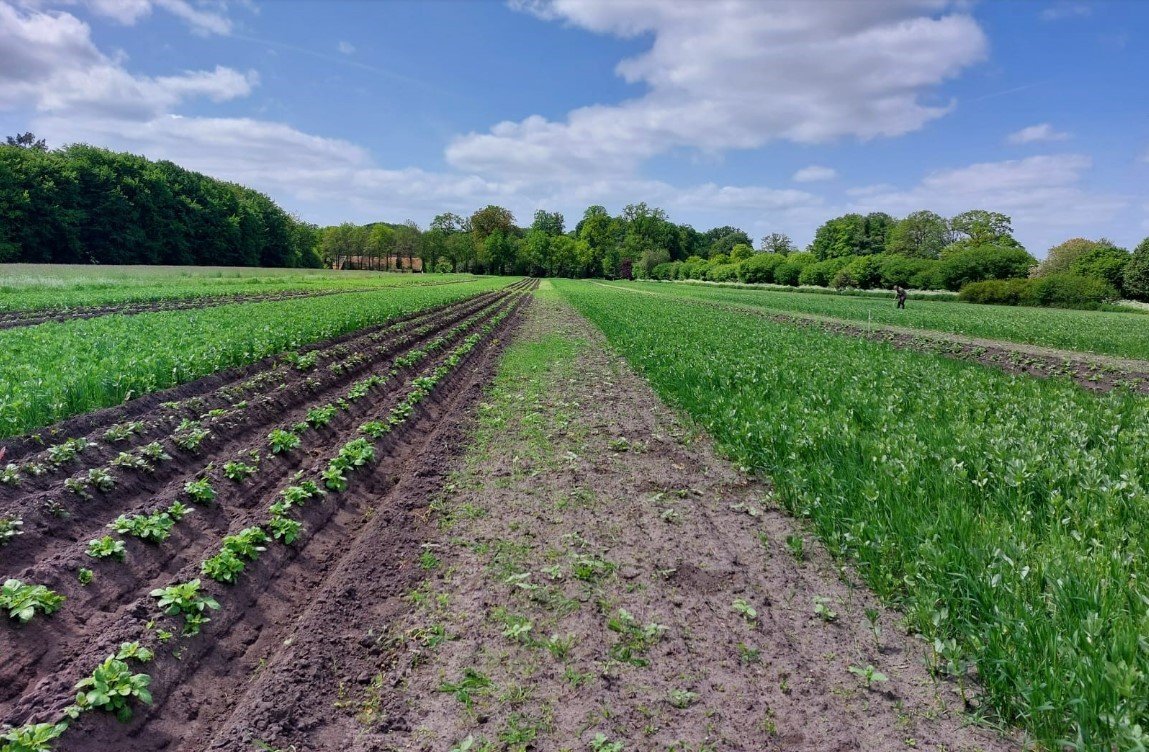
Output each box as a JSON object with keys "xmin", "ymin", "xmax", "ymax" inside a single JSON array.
[
  {"xmin": 959, "ymin": 274, "xmax": 1119, "ymax": 309},
  {"xmin": 1125, "ymin": 237, "xmax": 1149, "ymax": 302},
  {"xmin": 613, "ymin": 280, "xmax": 1149, "ymax": 360},
  {"xmin": 0, "ymin": 141, "xmax": 320, "ymax": 267},
  {"xmin": 0, "ymin": 277, "xmax": 513, "ymax": 436},
  {"xmin": 557, "ymin": 279, "xmax": 1149, "ymax": 750}
]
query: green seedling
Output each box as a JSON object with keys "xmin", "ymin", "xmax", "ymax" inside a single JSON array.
[
  {"xmin": 732, "ymin": 599, "xmax": 757, "ymax": 622},
  {"xmin": 87, "ymin": 536, "xmax": 127, "ymax": 561},
  {"xmin": 72, "ymin": 655, "xmax": 152, "ymax": 722},
  {"xmin": 848, "ymin": 664, "xmax": 889, "ymax": 689},
  {"xmin": 268, "ymin": 516, "xmax": 302, "ymax": 544},
  {"xmin": 184, "ymin": 477, "xmax": 216, "ymax": 505},
  {"xmin": 78, "ymin": 568, "xmax": 93, "ymax": 586},
  {"xmin": 813, "ymin": 597, "xmax": 838, "ymax": 622},
  {"xmin": 591, "ymin": 733, "xmax": 624, "ymax": 752},
  {"xmin": 87, "ymin": 468, "xmax": 116, "ymax": 492},
  {"xmin": 0, "ymin": 515, "xmax": 23, "ymax": 545},
  {"xmin": 223, "ymin": 460, "xmax": 257, "ymax": 482},
  {"xmin": 864, "ymin": 607, "xmax": 882, "ymax": 648},
  {"xmin": 0, "ymin": 722, "xmax": 69, "ymax": 751},
  {"xmin": 785, "ymin": 534, "xmax": 805, "ymax": 562},
  {"xmin": 437, "ymin": 668, "xmax": 492, "ymax": 709},
  {"xmin": 150, "ymin": 579, "xmax": 219, "ymax": 636},
  {"xmin": 172, "ymin": 426, "xmax": 210, "ymax": 453},
  {"xmin": 267, "ymin": 429, "xmax": 300, "ymax": 454},
  {"xmin": 2, "ymin": 579, "xmax": 65, "ymax": 623},
  {"xmin": 669, "ymin": 689, "xmax": 699, "ymax": 709}
]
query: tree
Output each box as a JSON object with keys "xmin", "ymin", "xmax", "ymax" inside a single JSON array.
[
  {"xmin": 531, "ymin": 209, "xmax": 564, "ymax": 237},
  {"xmin": 1033, "ymin": 237, "xmax": 1116, "ymax": 278},
  {"xmin": 701, "ymin": 225, "xmax": 751, "ymax": 258},
  {"xmin": 862, "ymin": 212, "xmax": 896, "ymax": 255},
  {"xmin": 949, "ymin": 210, "xmax": 1018, "ymax": 247},
  {"xmin": 759, "ymin": 233, "xmax": 795, "ymax": 255},
  {"xmin": 394, "ymin": 220, "xmax": 422, "ymax": 271},
  {"xmin": 1069, "ymin": 245, "xmax": 1130, "ymax": 293},
  {"xmin": 809, "ymin": 214, "xmax": 866, "ymax": 260},
  {"xmin": 887, "ymin": 210, "xmax": 949, "ymax": 259},
  {"xmin": 1123, "ymin": 237, "xmax": 1149, "ymax": 301},
  {"xmin": 729, "ymin": 243, "xmax": 754, "ymax": 262},
  {"xmin": 935, "ymin": 245, "xmax": 1036, "ymax": 291},
  {"xmin": 470, "ymin": 205, "xmax": 516, "ymax": 245},
  {"xmin": 6, "ymin": 132, "xmax": 47, "ymax": 151}
]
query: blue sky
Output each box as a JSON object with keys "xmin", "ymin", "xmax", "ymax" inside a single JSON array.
[{"xmin": 1, "ymin": 0, "xmax": 1147, "ymax": 256}]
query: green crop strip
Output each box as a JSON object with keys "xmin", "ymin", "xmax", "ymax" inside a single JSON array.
[
  {"xmin": 557, "ymin": 279, "xmax": 1149, "ymax": 750},
  {"xmin": 612, "ymin": 280, "xmax": 1149, "ymax": 361},
  {"xmin": 0, "ymin": 277, "xmax": 516, "ymax": 437},
  {"xmin": 0, "ymin": 266, "xmax": 486, "ymax": 312}
]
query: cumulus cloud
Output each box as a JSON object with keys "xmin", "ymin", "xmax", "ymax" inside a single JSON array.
[
  {"xmin": 845, "ymin": 154, "xmax": 1127, "ymax": 252},
  {"xmin": 448, "ymin": 0, "xmax": 988, "ymax": 178},
  {"xmin": 337, "ymin": 40, "xmax": 355, "ymax": 55},
  {"xmin": 0, "ymin": 3, "xmax": 254, "ymax": 117},
  {"xmin": 792, "ymin": 165, "xmax": 837, "ymax": 183},
  {"xmin": 1007, "ymin": 123, "xmax": 1070, "ymax": 144},
  {"xmin": 22, "ymin": 0, "xmax": 233, "ymax": 33}
]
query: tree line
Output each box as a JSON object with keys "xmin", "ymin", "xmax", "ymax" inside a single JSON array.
[
  {"xmin": 1, "ymin": 134, "xmax": 322, "ymax": 267},
  {"xmin": 318, "ymin": 204, "xmax": 1149, "ymax": 304},
  {"xmin": 4, "ymin": 134, "xmax": 1147, "ymax": 305}
]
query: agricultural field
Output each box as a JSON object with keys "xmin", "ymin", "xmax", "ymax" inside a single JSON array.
[
  {"xmin": 0, "ymin": 274, "xmax": 532, "ymax": 750},
  {"xmin": 0, "ymin": 265, "xmax": 480, "ymax": 327},
  {"xmin": 615, "ymin": 280, "xmax": 1149, "ymax": 361},
  {"xmin": 3, "ymin": 271, "xmax": 1147, "ymax": 751}
]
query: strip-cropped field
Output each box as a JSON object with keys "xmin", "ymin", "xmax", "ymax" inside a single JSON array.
[
  {"xmin": 0, "ymin": 277, "xmax": 515, "ymax": 437},
  {"xmin": 614, "ymin": 280, "xmax": 1149, "ymax": 361},
  {"xmin": 0, "ymin": 280, "xmax": 533, "ymax": 750},
  {"xmin": 557, "ymin": 279, "xmax": 1149, "ymax": 750},
  {"xmin": 0, "ymin": 265, "xmax": 472, "ymax": 313}
]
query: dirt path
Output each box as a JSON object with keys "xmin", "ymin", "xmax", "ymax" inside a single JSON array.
[
  {"xmin": 594, "ymin": 281, "xmax": 1149, "ymax": 394},
  {"xmin": 369, "ymin": 286, "xmax": 1021, "ymax": 752}
]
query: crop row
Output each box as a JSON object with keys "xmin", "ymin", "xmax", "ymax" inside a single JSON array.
[
  {"xmin": 558, "ymin": 279, "xmax": 1149, "ymax": 750},
  {"xmin": 0, "ymin": 291, "xmax": 527, "ymax": 749},
  {"xmin": 0, "ymin": 277, "xmax": 516, "ymax": 438},
  {"xmin": 0, "ymin": 285, "xmax": 512, "ymax": 495},
  {"xmin": 0, "ymin": 287, "xmax": 525, "ymax": 584},
  {"xmin": 615, "ymin": 280, "xmax": 1149, "ymax": 361},
  {"xmin": 0, "ymin": 266, "xmax": 478, "ymax": 313}
]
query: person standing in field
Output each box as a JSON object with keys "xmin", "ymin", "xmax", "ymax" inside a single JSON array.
[{"xmin": 895, "ymin": 285, "xmax": 907, "ymax": 309}]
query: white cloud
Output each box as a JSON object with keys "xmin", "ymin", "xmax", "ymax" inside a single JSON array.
[
  {"xmin": 0, "ymin": 3, "xmax": 254, "ymax": 117},
  {"xmin": 1040, "ymin": 2, "xmax": 1091, "ymax": 21},
  {"xmin": 792, "ymin": 165, "xmax": 837, "ymax": 183},
  {"xmin": 22, "ymin": 0, "xmax": 233, "ymax": 34},
  {"xmin": 845, "ymin": 154, "xmax": 1127, "ymax": 253},
  {"xmin": 1007, "ymin": 123, "xmax": 1070, "ymax": 144},
  {"xmin": 448, "ymin": 0, "xmax": 987, "ymax": 178},
  {"xmin": 337, "ymin": 40, "xmax": 355, "ymax": 55}
]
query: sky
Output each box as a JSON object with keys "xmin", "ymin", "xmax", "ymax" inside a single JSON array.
[{"xmin": 1, "ymin": 0, "xmax": 1147, "ymax": 256}]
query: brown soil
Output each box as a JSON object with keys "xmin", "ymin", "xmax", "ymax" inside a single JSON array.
[
  {"xmin": 0, "ymin": 279, "xmax": 470, "ymax": 331},
  {"xmin": 0, "ymin": 281, "xmax": 532, "ymax": 750},
  {"xmin": 361, "ymin": 290, "xmax": 1021, "ymax": 752}
]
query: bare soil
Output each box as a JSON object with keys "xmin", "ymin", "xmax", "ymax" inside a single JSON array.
[{"xmin": 363, "ymin": 289, "xmax": 1021, "ymax": 752}]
